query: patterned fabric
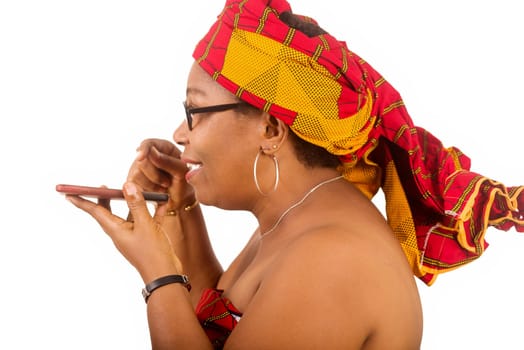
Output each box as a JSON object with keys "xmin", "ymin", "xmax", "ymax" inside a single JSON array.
[
  {"xmin": 195, "ymin": 288, "xmax": 242, "ymax": 349},
  {"xmin": 193, "ymin": 0, "xmax": 524, "ymax": 285}
]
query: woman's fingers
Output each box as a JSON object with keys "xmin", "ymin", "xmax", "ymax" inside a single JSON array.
[
  {"xmin": 138, "ymin": 138, "xmax": 181, "ymax": 158},
  {"xmin": 122, "ymin": 182, "xmax": 183, "ymax": 279},
  {"xmin": 128, "ymin": 140, "xmax": 185, "ymax": 191},
  {"xmin": 122, "ymin": 182, "xmax": 153, "ymax": 226},
  {"xmin": 65, "ymin": 184, "xmax": 180, "ymax": 280},
  {"xmin": 128, "ymin": 157, "xmax": 171, "ymax": 192},
  {"xmin": 66, "ymin": 195, "xmax": 127, "ymax": 237},
  {"xmin": 128, "ymin": 140, "xmax": 195, "ymax": 210},
  {"xmin": 97, "ymin": 185, "xmax": 112, "ymax": 211},
  {"xmin": 148, "ymin": 146, "xmax": 189, "ymax": 180}
]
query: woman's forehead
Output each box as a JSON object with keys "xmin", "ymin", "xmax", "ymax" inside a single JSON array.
[{"xmin": 186, "ymin": 63, "xmax": 234, "ymax": 101}]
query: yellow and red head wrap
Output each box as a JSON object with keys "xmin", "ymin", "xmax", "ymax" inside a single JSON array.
[{"xmin": 193, "ymin": 0, "xmax": 524, "ymax": 285}]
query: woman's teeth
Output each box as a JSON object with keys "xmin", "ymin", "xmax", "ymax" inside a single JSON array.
[{"xmin": 187, "ymin": 163, "xmax": 202, "ymax": 171}]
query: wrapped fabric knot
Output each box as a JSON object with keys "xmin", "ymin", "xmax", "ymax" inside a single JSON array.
[{"xmin": 193, "ymin": 0, "xmax": 524, "ymax": 285}]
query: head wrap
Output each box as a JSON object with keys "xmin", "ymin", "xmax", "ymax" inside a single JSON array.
[{"xmin": 193, "ymin": 0, "xmax": 524, "ymax": 285}]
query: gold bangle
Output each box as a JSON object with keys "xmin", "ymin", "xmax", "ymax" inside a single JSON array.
[
  {"xmin": 165, "ymin": 199, "xmax": 199, "ymax": 216},
  {"xmin": 183, "ymin": 198, "xmax": 199, "ymax": 211}
]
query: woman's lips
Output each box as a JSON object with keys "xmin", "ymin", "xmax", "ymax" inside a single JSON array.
[{"xmin": 185, "ymin": 162, "xmax": 202, "ymax": 181}]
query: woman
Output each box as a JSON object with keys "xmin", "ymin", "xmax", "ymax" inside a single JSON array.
[{"xmin": 66, "ymin": 0, "xmax": 523, "ymax": 349}]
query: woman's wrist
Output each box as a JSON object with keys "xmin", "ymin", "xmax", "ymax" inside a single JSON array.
[
  {"xmin": 142, "ymin": 274, "xmax": 191, "ymax": 302},
  {"xmin": 139, "ymin": 257, "xmax": 184, "ymax": 285},
  {"xmin": 165, "ymin": 197, "xmax": 199, "ymax": 217}
]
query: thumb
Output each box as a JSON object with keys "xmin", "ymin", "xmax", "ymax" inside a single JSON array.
[{"xmin": 123, "ymin": 182, "xmax": 151, "ymax": 224}]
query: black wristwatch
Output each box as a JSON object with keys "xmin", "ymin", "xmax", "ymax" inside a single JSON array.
[{"xmin": 141, "ymin": 274, "xmax": 191, "ymax": 302}]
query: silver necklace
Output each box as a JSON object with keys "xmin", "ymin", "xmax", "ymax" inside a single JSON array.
[{"xmin": 259, "ymin": 175, "xmax": 344, "ymax": 237}]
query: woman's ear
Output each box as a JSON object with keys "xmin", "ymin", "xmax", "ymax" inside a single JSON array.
[{"xmin": 260, "ymin": 112, "xmax": 288, "ymax": 152}]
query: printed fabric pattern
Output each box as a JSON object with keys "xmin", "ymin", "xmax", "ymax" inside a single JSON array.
[
  {"xmin": 193, "ymin": 0, "xmax": 524, "ymax": 285},
  {"xmin": 195, "ymin": 288, "xmax": 242, "ymax": 349}
]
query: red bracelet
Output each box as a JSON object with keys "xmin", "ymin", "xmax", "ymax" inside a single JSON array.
[{"xmin": 141, "ymin": 274, "xmax": 191, "ymax": 303}]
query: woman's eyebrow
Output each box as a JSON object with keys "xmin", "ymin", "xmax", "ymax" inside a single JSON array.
[{"xmin": 185, "ymin": 87, "xmax": 206, "ymax": 97}]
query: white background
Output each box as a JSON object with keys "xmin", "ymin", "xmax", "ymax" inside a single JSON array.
[{"xmin": 1, "ymin": 1, "xmax": 523, "ymax": 349}]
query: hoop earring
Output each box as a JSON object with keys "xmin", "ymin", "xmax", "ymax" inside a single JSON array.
[{"xmin": 253, "ymin": 149, "xmax": 279, "ymax": 196}]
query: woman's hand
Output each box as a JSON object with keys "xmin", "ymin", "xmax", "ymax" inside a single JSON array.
[
  {"xmin": 66, "ymin": 181, "xmax": 183, "ymax": 283},
  {"xmin": 128, "ymin": 138, "xmax": 196, "ymax": 212}
]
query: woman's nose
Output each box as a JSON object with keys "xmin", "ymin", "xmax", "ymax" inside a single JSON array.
[{"xmin": 173, "ymin": 120, "xmax": 189, "ymax": 146}]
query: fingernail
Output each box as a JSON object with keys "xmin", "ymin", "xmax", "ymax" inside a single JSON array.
[
  {"xmin": 124, "ymin": 182, "xmax": 137, "ymax": 197},
  {"xmin": 135, "ymin": 149, "xmax": 145, "ymax": 160}
]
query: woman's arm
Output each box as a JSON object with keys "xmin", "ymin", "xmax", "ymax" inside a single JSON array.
[
  {"xmin": 67, "ymin": 181, "xmax": 215, "ymax": 349},
  {"xmin": 160, "ymin": 204, "xmax": 222, "ymax": 305},
  {"xmin": 128, "ymin": 138, "xmax": 222, "ymax": 305},
  {"xmin": 145, "ymin": 283, "xmax": 213, "ymax": 350}
]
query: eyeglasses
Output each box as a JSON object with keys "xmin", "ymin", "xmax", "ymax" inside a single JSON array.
[{"xmin": 183, "ymin": 102, "xmax": 245, "ymax": 131}]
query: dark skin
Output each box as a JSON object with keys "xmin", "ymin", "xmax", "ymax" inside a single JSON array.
[{"xmin": 67, "ymin": 62, "xmax": 423, "ymax": 349}]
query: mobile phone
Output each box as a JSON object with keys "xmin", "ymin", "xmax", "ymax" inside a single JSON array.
[{"xmin": 56, "ymin": 184, "xmax": 169, "ymax": 202}]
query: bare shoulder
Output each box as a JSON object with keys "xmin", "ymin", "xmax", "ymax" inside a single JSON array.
[{"xmin": 225, "ymin": 226, "xmax": 423, "ymax": 349}]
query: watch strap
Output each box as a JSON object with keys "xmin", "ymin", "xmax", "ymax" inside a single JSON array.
[{"xmin": 142, "ymin": 274, "xmax": 191, "ymax": 302}]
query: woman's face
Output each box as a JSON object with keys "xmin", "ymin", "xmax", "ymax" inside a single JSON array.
[{"xmin": 173, "ymin": 63, "xmax": 263, "ymax": 209}]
